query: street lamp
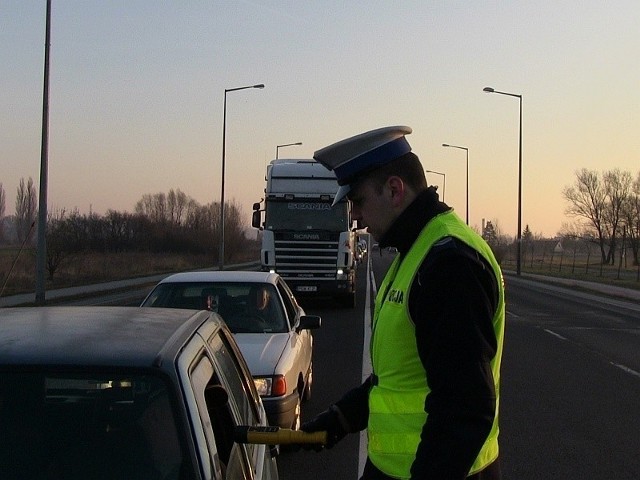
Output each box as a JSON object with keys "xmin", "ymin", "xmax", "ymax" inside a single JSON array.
[
  {"xmin": 425, "ymin": 170, "xmax": 446, "ymax": 201},
  {"xmin": 276, "ymin": 142, "xmax": 302, "ymax": 159},
  {"xmin": 442, "ymin": 144, "xmax": 469, "ymax": 225},
  {"xmin": 220, "ymin": 83, "xmax": 264, "ymax": 271},
  {"xmin": 35, "ymin": 0, "xmax": 52, "ymax": 305},
  {"xmin": 483, "ymin": 86, "xmax": 523, "ymax": 275}
]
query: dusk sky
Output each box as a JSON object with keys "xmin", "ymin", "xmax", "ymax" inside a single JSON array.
[{"xmin": 1, "ymin": 1, "xmax": 638, "ymax": 237}]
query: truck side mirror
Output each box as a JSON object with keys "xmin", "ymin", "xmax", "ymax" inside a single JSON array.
[
  {"xmin": 252, "ymin": 202, "xmax": 261, "ymax": 211},
  {"xmin": 251, "ymin": 210, "xmax": 262, "ymax": 229}
]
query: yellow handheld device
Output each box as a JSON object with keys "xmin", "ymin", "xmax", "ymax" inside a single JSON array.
[{"xmin": 233, "ymin": 426, "xmax": 327, "ymax": 445}]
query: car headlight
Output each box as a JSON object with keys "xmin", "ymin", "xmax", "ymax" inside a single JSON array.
[{"xmin": 254, "ymin": 375, "xmax": 287, "ymax": 397}]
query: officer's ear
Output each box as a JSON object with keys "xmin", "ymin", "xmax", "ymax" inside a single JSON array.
[{"xmin": 386, "ymin": 176, "xmax": 406, "ymax": 207}]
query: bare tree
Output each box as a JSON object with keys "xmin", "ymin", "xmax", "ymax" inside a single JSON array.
[
  {"xmin": 15, "ymin": 177, "xmax": 37, "ymax": 244},
  {"xmin": 167, "ymin": 189, "xmax": 189, "ymax": 225},
  {"xmin": 135, "ymin": 193, "xmax": 167, "ymax": 223},
  {"xmin": 623, "ymin": 171, "xmax": 640, "ymax": 265},
  {"xmin": 602, "ymin": 169, "xmax": 633, "ymax": 264},
  {"xmin": 45, "ymin": 208, "xmax": 73, "ymax": 281},
  {"xmin": 563, "ymin": 169, "xmax": 608, "ymax": 263},
  {"xmin": 184, "ymin": 202, "xmax": 220, "ymax": 255},
  {"xmin": 223, "ymin": 200, "xmax": 248, "ymax": 260},
  {"xmin": 482, "ymin": 218, "xmax": 511, "ymax": 265}
]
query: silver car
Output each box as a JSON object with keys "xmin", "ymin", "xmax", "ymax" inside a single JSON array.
[
  {"xmin": 0, "ymin": 307, "xmax": 278, "ymax": 479},
  {"xmin": 141, "ymin": 271, "xmax": 320, "ymax": 429}
]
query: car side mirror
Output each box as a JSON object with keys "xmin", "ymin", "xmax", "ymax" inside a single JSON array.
[{"xmin": 296, "ymin": 315, "xmax": 321, "ymax": 332}]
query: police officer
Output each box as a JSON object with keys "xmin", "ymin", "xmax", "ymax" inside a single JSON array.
[{"xmin": 302, "ymin": 126, "xmax": 505, "ymax": 479}]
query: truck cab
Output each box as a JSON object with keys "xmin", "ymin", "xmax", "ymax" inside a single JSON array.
[{"xmin": 252, "ymin": 159, "xmax": 357, "ymax": 308}]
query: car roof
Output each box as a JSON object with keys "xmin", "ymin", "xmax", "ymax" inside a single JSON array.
[
  {"xmin": 0, "ymin": 307, "xmax": 217, "ymax": 369},
  {"xmin": 158, "ymin": 271, "xmax": 280, "ymax": 285}
]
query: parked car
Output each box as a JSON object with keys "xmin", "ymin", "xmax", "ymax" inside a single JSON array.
[
  {"xmin": 141, "ymin": 271, "xmax": 321, "ymax": 430},
  {"xmin": 0, "ymin": 306, "xmax": 279, "ymax": 480}
]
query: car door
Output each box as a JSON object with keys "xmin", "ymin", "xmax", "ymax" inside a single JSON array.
[
  {"xmin": 205, "ymin": 325, "xmax": 279, "ymax": 480},
  {"xmin": 178, "ymin": 323, "xmax": 277, "ymax": 480},
  {"xmin": 275, "ymin": 279, "xmax": 313, "ymax": 385},
  {"xmin": 179, "ymin": 335, "xmax": 230, "ymax": 479}
]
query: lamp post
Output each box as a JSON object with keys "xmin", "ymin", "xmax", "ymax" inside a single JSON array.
[
  {"xmin": 220, "ymin": 83, "xmax": 264, "ymax": 271},
  {"xmin": 442, "ymin": 144, "xmax": 469, "ymax": 225},
  {"xmin": 35, "ymin": 0, "xmax": 52, "ymax": 305},
  {"xmin": 276, "ymin": 142, "xmax": 302, "ymax": 159},
  {"xmin": 425, "ymin": 170, "xmax": 446, "ymax": 201},
  {"xmin": 483, "ymin": 86, "xmax": 523, "ymax": 275}
]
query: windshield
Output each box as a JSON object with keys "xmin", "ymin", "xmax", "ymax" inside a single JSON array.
[
  {"xmin": 0, "ymin": 371, "xmax": 193, "ymax": 479},
  {"xmin": 142, "ymin": 282, "xmax": 289, "ymax": 334},
  {"xmin": 265, "ymin": 200, "xmax": 348, "ymax": 231}
]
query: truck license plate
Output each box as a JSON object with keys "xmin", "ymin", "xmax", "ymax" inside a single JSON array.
[{"xmin": 297, "ymin": 286, "xmax": 317, "ymax": 292}]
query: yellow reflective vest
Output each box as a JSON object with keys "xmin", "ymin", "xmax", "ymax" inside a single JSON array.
[{"xmin": 368, "ymin": 211, "xmax": 505, "ymax": 478}]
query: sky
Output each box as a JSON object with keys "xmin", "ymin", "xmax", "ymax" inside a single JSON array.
[{"xmin": 1, "ymin": 1, "xmax": 638, "ymax": 238}]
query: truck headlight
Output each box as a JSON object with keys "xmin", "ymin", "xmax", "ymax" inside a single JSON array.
[{"xmin": 336, "ymin": 268, "xmax": 347, "ymax": 280}]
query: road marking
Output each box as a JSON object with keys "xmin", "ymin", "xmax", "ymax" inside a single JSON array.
[
  {"xmin": 359, "ymin": 259, "xmax": 375, "ymax": 478},
  {"xmin": 611, "ymin": 362, "xmax": 640, "ymax": 379},
  {"xmin": 544, "ymin": 329, "xmax": 567, "ymax": 341},
  {"xmin": 362, "ymin": 262, "xmax": 373, "ymax": 382},
  {"xmin": 542, "ymin": 329, "xmax": 640, "ymax": 380},
  {"xmin": 564, "ymin": 326, "xmax": 639, "ymax": 332},
  {"xmin": 363, "ymin": 264, "xmax": 374, "ymax": 381}
]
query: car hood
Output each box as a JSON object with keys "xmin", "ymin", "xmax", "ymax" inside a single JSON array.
[{"xmin": 234, "ymin": 333, "xmax": 289, "ymax": 376}]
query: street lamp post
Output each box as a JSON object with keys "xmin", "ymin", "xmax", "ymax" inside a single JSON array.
[
  {"xmin": 483, "ymin": 86, "xmax": 523, "ymax": 275},
  {"xmin": 35, "ymin": 0, "xmax": 52, "ymax": 305},
  {"xmin": 276, "ymin": 142, "xmax": 302, "ymax": 159},
  {"xmin": 220, "ymin": 83, "xmax": 264, "ymax": 271},
  {"xmin": 425, "ymin": 170, "xmax": 446, "ymax": 201},
  {"xmin": 442, "ymin": 144, "xmax": 469, "ymax": 225}
]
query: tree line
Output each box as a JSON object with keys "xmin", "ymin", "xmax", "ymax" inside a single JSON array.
[
  {"xmin": 562, "ymin": 168, "xmax": 640, "ymax": 266},
  {"xmin": 0, "ymin": 179, "xmax": 252, "ymax": 280},
  {"xmin": 2, "ymin": 167, "xmax": 638, "ymax": 280}
]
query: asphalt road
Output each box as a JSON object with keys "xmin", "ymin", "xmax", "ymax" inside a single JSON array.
[
  {"xmin": 500, "ymin": 275, "xmax": 640, "ymax": 479},
  {"xmin": 90, "ymin": 250, "xmax": 640, "ymax": 479}
]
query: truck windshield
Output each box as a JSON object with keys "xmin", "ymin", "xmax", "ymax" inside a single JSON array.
[{"xmin": 265, "ymin": 201, "xmax": 348, "ymax": 230}]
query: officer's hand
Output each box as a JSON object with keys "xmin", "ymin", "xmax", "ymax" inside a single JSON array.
[{"xmin": 300, "ymin": 406, "xmax": 347, "ymax": 450}]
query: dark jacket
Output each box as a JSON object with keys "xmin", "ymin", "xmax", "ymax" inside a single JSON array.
[{"xmin": 337, "ymin": 188, "xmax": 502, "ymax": 480}]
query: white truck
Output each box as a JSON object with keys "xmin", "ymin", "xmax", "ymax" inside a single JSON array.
[{"xmin": 252, "ymin": 159, "xmax": 357, "ymax": 307}]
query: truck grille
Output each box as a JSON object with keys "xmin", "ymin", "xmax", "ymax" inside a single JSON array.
[{"xmin": 274, "ymin": 234, "xmax": 339, "ymax": 280}]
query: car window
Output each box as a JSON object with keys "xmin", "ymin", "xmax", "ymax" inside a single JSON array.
[
  {"xmin": 276, "ymin": 279, "xmax": 299, "ymax": 324},
  {"xmin": 207, "ymin": 332, "xmax": 261, "ymax": 427},
  {"xmin": 207, "ymin": 331, "xmax": 268, "ymax": 476},
  {"xmin": 226, "ymin": 283, "xmax": 288, "ymax": 333},
  {"xmin": 145, "ymin": 281, "xmax": 288, "ymax": 334},
  {"xmin": 0, "ymin": 371, "xmax": 193, "ymax": 479},
  {"xmin": 190, "ymin": 352, "xmax": 251, "ymax": 479}
]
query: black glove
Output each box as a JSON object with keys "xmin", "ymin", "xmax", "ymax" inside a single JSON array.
[{"xmin": 300, "ymin": 405, "xmax": 348, "ymax": 449}]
